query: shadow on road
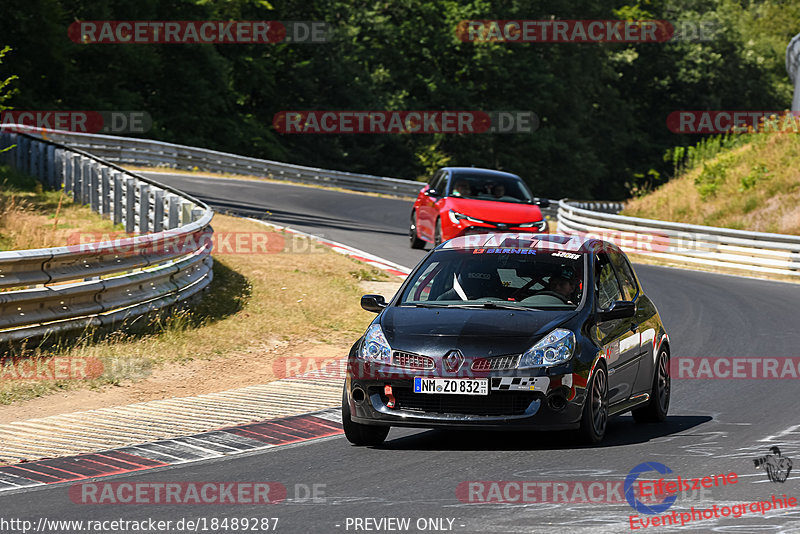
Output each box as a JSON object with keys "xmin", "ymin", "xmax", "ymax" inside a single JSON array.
[{"xmin": 379, "ymin": 415, "xmax": 712, "ymax": 451}]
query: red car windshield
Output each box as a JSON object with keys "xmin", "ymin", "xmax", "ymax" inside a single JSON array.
[
  {"xmin": 447, "ymin": 173, "xmax": 532, "ymax": 203},
  {"xmin": 400, "ymin": 249, "xmax": 586, "ymax": 309}
]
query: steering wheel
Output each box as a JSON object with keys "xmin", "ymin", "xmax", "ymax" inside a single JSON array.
[
  {"xmin": 533, "ymin": 290, "xmax": 570, "ymax": 304},
  {"xmin": 509, "ymin": 274, "xmax": 549, "ymax": 301}
]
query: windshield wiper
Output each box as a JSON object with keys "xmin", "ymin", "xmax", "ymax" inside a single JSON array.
[
  {"xmin": 406, "ymin": 302, "xmax": 466, "ymax": 308},
  {"xmin": 406, "ymin": 302, "xmax": 486, "ymax": 309},
  {"xmin": 479, "ymin": 301, "xmax": 532, "ymax": 311},
  {"xmin": 405, "ymin": 302, "xmax": 536, "ymax": 310}
]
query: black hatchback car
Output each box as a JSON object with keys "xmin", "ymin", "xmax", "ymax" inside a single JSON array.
[{"xmin": 342, "ymin": 233, "xmax": 671, "ymax": 445}]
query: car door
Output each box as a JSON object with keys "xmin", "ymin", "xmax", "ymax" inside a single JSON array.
[
  {"xmin": 610, "ymin": 251, "xmax": 661, "ymax": 396},
  {"xmin": 418, "ymin": 170, "xmax": 447, "ymax": 240},
  {"xmin": 594, "ymin": 253, "xmax": 641, "ymax": 405}
]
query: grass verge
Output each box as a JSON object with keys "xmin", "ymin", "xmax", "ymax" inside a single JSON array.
[
  {"xmin": 623, "ymin": 135, "xmax": 800, "ymax": 234},
  {"xmin": 0, "ymin": 165, "xmax": 121, "ymax": 250}
]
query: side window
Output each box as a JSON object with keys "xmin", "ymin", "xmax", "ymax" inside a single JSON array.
[
  {"xmin": 596, "ymin": 255, "xmax": 622, "ymax": 309},
  {"xmin": 608, "ymin": 251, "xmax": 639, "ymax": 301},
  {"xmin": 405, "ymin": 262, "xmax": 443, "ymax": 302},
  {"xmin": 430, "ymin": 171, "xmax": 446, "ymax": 193}
]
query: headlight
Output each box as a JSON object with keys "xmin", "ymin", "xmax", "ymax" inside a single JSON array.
[
  {"xmin": 448, "ymin": 210, "xmax": 468, "ymax": 224},
  {"xmin": 359, "ymin": 323, "xmax": 391, "ymax": 363},
  {"xmin": 449, "ymin": 210, "xmax": 485, "ymax": 225},
  {"xmin": 518, "ymin": 220, "xmax": 548, "ymax": 231},
  {"xmin": 519, "ymin": 328, "xmax": 575, "ymax": 368}
]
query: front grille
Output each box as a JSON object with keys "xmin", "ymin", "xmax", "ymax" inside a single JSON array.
[
  {"xmin": 392, "ymin": 351, "xmax": 435, "ymax": 370},
  {"xmin": 389, "ymin": 387, "xmax": 536, "ymax": 416},
  {"xmin": 471, "ymin": 354, "xmax": 520, "ymax": 371}
]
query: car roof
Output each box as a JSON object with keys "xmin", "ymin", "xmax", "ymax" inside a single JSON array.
[
  {"xmin": 442, "ymin": 167, "xmax": 522, "ymax": 180},
  {"xmin": 439, "ymin": 232, "xmax": 622, "ymax": 255}
]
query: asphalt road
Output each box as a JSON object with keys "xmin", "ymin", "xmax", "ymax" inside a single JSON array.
[{"xmin": 2, "ymin": 173, "xmax": 800, "ymax": 533}]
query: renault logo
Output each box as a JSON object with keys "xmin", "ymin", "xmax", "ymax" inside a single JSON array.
[{"xmin": 443, "ymin": 350, "xmax": 464, "ymax": 372}]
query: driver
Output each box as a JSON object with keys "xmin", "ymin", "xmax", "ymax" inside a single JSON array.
[
  {"xmin": 451, "ymin": 179, "xmax": 472, "ymax": 197},
  {"xmin": 547, "ymin": 266, "xmax": 579, "ymax": 304}
]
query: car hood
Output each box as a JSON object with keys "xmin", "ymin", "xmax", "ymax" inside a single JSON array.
[
  {"xmin": 380, "ymin": 306, "xmax": 576, "ymax": 357},
  {"xmin": 446, "ymin": 197, "xmax": 543, "ymax": 223}
]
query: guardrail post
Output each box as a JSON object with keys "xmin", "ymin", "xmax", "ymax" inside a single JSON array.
[
  {"xmin": 30, "ymin": 141, "xmax": 40, "ymax": 179},
  {"xmin": 81, "ymin": 158, "xmax": 92, "ymax": 205},
  {"xmin": 37, "ymin": 142, "xmax": 45, "ymax": 181},
  {"xmin": 72, "ymin": 155, "xmax": 83, "ymax": 202},
  {"xmin": 167, "ymin": 194, "xmax": 180, "ymax": 229},
  {"xmin": 15, "ymin": 135, "xmax": 25, "ymax": 170},
  {"xmin": 112, "ymin": 172, "xmax": 123, "ymax": 226},
  {"xmin": 25, "ymin": 138, "xmax": 33, "ymax": 175},
  {"xmin": 63, "ymin": 152, "xmax": 73, "ymax": 193},
  {"xmin": 181, "ymin": 201, "xmax": 192, "ymax": 225},
  {"xmin": 100, "ymin": 167, "xmax": 110, "ymax": 217},
  {"xmin": 138, "ymin": 183, "xmax": 150, "ymax": 233},
  {"xmin": 153, "ymin": 190, "xmax": 164, "ymax": 233},
  {"xmin": 46, "ymin": 144, "xmax": 56, "ymax": 187},
  {"xmin": 89, "ymin": 162, "xmax": 100, "ymax": 212},
  {"xmin": 125, "ymin": 177, "xmax": 135, "ymax": 233},
  {"xmin": 0, "ymin": 132, "xmax": 8, "ymax": 164}
]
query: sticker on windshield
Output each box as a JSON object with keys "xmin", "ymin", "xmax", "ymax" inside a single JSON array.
[
  {"xmin": 473, "ymin": 248, "xmax": 537, "ymax": 255},
  {"xmin": 552, "ymin": 251, "xmax": 581, "ymax": 260}
]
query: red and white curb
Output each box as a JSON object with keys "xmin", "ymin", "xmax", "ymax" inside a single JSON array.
[{"xmin": 0, "ymin": 408, "xmax": 342, "ymax": 493}]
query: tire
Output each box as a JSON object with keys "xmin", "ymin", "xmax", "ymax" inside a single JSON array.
[
  {"xmin": 409, "ymin": 211, "xmax": 425, "ymax": 249},
  {"xmin": 434, "ymin": 219, "xmax": 443, "ymax": 247},
  {"xmin": 632, "ymin": 349, "xmax": 670, "ymax": 423},
  {"xmin": 342, "ymin": 388, "xmax": 390, "ymax": 446},
  {"xmin": 579, "ymin": 364, "xmax": 609, "ymax": 444}
]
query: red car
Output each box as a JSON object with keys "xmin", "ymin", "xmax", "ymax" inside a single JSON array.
[{"xmin": 409, "ymin": 167, "xmax": 550, "ymax": 248}]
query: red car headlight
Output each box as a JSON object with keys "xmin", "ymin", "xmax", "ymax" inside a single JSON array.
[{"xmin": 517, "ymin": 220, "xmax": 548, "ymax": 231}]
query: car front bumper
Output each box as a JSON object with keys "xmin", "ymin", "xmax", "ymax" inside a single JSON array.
[
  {"xmin": 444, "ymin": 219, "xmax": 549, "ymax": 241},
  {"xmin": 345, "ymin": 373, "xmax": 586, "ymax": 431}
]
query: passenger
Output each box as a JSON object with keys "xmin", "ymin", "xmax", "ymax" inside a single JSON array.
[{"xmin": 451, "ymin": 179, "xmax": 472, "ymax": 197}]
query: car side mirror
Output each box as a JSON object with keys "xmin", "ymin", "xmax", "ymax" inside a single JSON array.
[
  {"xmin": 361, "ymin": 294, "xmax": 387, "ymax": 313},
  {"xmin": 535, "ymin": 198, "xmax": 551, "ymax": 208},
  {"xmin": 598, "ymin": 300, "xmax": 635, "ymax": 321},
  {"xmin": 425, "ymin": 188, "xmax": 440, "ymax": 197}
]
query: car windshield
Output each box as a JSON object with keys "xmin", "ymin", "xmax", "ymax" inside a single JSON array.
[
  {"xmin": 447, "ymin": 173, "xmax": 532, "ymax": 203},
  {"xmin": 400, "ymin": 248, "xmax": 586, "ymax": 309}
]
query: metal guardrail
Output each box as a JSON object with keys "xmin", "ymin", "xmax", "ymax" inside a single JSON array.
[
  {"xmin": 558, "ymin": 199, "xmax": 800, "ymax": 277},
  {"xmin": 0, "ymin": 125, "xmax": 214, "ymax": 343},
  {"xmin": 28, "ymin": 129, "xmax": 426, "ymax": 198},
  {"xmin": 22, "ymin": 128, "xmax": 572, "ymax": 221}
]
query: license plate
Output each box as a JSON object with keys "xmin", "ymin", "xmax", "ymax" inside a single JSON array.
[{"xmin": 413, "ymin": 377, "xmax": 488, "ymax": 395}]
